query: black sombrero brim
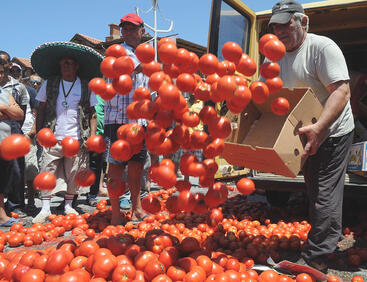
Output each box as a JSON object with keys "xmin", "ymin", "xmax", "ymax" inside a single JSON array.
[{"xmin": 30, "ymin": 41, "xmax": 104, "ymax": 80}]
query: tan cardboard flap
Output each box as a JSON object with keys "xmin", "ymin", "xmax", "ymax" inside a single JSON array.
[
  {"xmin": 222, "ymin": 142, "xmax": 295, "ymax": 177},
  {"xmin": 274, "ymin": 119, "xmax": 306, "ymax": 176},
  {"xmin": 243, "ymin": 113, "xmax": 287, "ymax": 148},
  {"xmin": 289, "ymin": 88, "xmax": 323, "ymax": 128}
]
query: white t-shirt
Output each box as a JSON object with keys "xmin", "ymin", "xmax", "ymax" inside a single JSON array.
[
  {"xmin": 36, "ymin": 78, "xmax": 98, "ymax": 140},
  {"xmin": 273, "ymin": 33, "xmax": 354, "ymax": 138}
]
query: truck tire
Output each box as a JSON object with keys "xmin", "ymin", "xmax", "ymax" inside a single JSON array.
[{"xmin": 265, "ymin": 190, "xmax": 291, "ymax": 207}]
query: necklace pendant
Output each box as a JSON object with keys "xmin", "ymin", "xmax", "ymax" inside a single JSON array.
[{"xmin": 62, "ymin": 101, "xmax": 68, "ymax": 108}]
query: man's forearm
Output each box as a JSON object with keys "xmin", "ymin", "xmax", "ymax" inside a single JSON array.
[
  {"xmin": 89, "ymin": 108, "xmax": 97, "ymax": 136},
  {"xmin": 315, "ymin": 82, "xmax": 350, "ymax": 134},
  {"xmin": 36, "ymin": 102, "xmax": 46, "ymax": 132}
]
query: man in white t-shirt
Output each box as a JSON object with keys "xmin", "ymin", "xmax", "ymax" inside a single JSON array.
[
  {"xmin": 33, "ymin": 56, "xmax": 97, "ymax": 223},
  {"xmin": 267, "ymin": 0, "xmax": 354, "ymax": 272}
]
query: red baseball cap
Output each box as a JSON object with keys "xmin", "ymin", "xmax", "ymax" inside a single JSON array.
[{"xmin": 120, "ymin": 13, "xmax": 144, "ymax": 27}]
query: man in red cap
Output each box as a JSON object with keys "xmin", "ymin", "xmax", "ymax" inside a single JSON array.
[{"xmin": 104, "ymin": 13, "xmax": 150, "ymax": 225}]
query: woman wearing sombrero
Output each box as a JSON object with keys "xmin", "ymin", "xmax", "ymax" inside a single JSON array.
[{"xmin": 31, "ymin": 41, "xmax": 103, "ymax": 223}]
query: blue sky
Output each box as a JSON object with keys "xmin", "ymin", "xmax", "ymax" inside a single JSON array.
[{"xmin": 2, "ymin": 0, "xmax": 315, "ymax": 60}]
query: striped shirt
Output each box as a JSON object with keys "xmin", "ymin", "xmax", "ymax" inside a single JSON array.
[{"xmin": 104, "ymin": 43, "xmax": 149, "ymax": 126}]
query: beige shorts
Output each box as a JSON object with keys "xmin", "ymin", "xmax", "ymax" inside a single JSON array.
[
  {"xmin": 39, "ymin": 142, "xmax": 90, "ymax": 196},
  {"xmin": 24, "ymin": 141, "xmax": 39, "ymax": 181}
]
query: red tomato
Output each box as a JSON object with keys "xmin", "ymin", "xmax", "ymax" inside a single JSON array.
[
  {"xmin": 86, "ymin": 135, "xmax": 106, "ymax": 154},
  {"xmin": 259, "ymin": 62, "xmax": 281, "ymax": 79},
  {"xmin": 259, "ymin": 33, "xmax": 279, "ymax": 55},
  {"xmin": 133, "ymin": 87, "xmax": 151, "ymax": 101},
  {"xmin": 75, "ymin": 169, "xmax": 95, "ymax": 187},
  {"xmin": 88, "ymin": 78, "xmax": 106, "ymax": 95},
  {"xmin": 158, "ymin": 83, "xmax": 180, "ymax": 110},
  {"xmin": 199, "ymin": 53, "xmax": 219, "ymax": 75},
  {"xmin": 45, "ymin": 250, "xmax": 70, "ymax": 274},
  {"xmin": 327, "ymin": 275, "xmax": 341, "ymax": 282},
  {"xmin": 176, "ymin": 73, "xmax": 196, "ymax": 92},
  {"xmin": 61, "ymin": 136, "xmax": 80, "ymax": 157},
  {"xmin": 177, "ymin": 190, "xmax": 196, "ymax": 212},
  {"xmin": 182, "ymin": 112, "xmax": 200, "ymax": 128},
  {"xmin": 105, "ymin": 44, "xmax": 126, "ymax": 58},
  {"xmin": 222, "ymin": 41, "xmax": 243, "ymax": 63},
  {"xmin": 236, "ymin": 53, "xmax": 257, "ymax": 76},
  {"xmin": 266, "ymin": 77, "xmax": 283, "ymax": 94},
  {"xmin": 113, "ymin": 56, "xmax": 135, "ymax": 76},
  {"xmin": 271, "ymin": 97, "xmax": 290, "ymax": 116},
  {"xmin": 143, "ymin": 61, "xmax": 162, "ymax": 77},
  {"xmin": 125, "ymin": 123, "xmax": 145, "ymax": 145},
  {"xmin": 190, "ymin": 130, "xmax": 209, "ymax": 150},
  {"xmin": 112, "ymin": 74, "xmax": 133, "ymax": 95},
  {"xmin": 175, "ymin": 48, "xmax": 191, "ymax": 71},
  {"xmin": 259, "ymin": 270, "xmax": 279, "ymax": 282},
  {"xmin": 250, "ymin": 81, "xmax": 269, "ymax": 104},
  {"xmin": 154, "ymin": 165, "xmax": 177, "ymax": 189},
  {"xmin": 194, "ymin": 82, "xmax": 211, "ymax": 102},
  {"xmin": 181, "ymin": 51, "xmax": 199, "ymax": 74},
  {"xmin": 352, "ymin": 276, "xmax": 364, "ymax": 282},
  {"xmin": 199, "ymin": 105, "xmax": 217, "ymax": 125},
  {"xmin": 99, "ymin": 83, "xmax": 116, "ymax": 101},
  {"xmin": 20, "ymin": 268, "xmax": 45, "ymax": 282},
  {"xmin": 0, "ymin": 134, "xmax": 30, "ymax": 160},
  {"xmin": 158, "ymin": 37, "xmax": 176, "ymax": 49},
  {"xmin": 295, "ymin": 273, "xmax": 314, "ymax": 282},
  {"xmin": 33, "ymin": 172, "xmax": 57, "ymax": 191},
  {"xmin": 203, "ymin": 137, "xmax": 225, "ymax": 158},
  {"xmin": 216, "ymin": 75, "xmax": 237, "ymax": 100},
  {"xmin": 217, "ymin": 60, "xmax": 236, "ymax": 77},
  {"xmin": 92, "ymin": 255, "xmax": 117, "ymax": 279},
  {"xmin": 136, "ymin": 43, "xmax": 155, "ymax": 64},
  {"xmin": 158, "ymin": 43, "xmax": 178, "ymax": 65},
  {"xmin": 37, "ymin": 128, "xmax": 57, "ymax": 148},
  {"xmin": 236, "ymin": 177, "xmax": 255, "ymax": 195},
  {"xmin": 110, "ymin": 139, "xmax": 132, "ymax": 161},
  {"xmin": 100, "ymin": 56, "xmax": 118, "ymax": 78},
  {"xmin": 149, "ymin": 71, "xmax": 171, "ymax": 91},
  {"xmin": 230, "ymin": 85, "xmax": 252, "ymax": 108},
  {"xmin": 141, "ymin": 195, "xmax": 162, "ymax": 214},
  {"xmin": 163, "ymin": 63, "xmax": 181, "ymax": 79},
  {"xmin": 208, "ymin": 116, "xmax": 231, "ymax": 139},
  {"xmin": 263, "ymin": 39, "xmax": 286, "ymax": 62},
  {"xmin": 206, "ymin": 73, "xmax": 220, "ymax": 85},
  {"xmin": 207, "ymin": 208, "xmax": 223, "ymax": 227},
  {"xmin": 112, "ymin": 263, "xmax": 136, "ymax": 282}
]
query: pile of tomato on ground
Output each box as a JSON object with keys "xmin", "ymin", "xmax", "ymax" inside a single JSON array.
[{"xmin": 0, "ymin": 189, "xmax": 365, "ymax": 282}]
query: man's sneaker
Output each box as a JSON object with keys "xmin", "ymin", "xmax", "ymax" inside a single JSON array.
[
  {"xmin": 32, "ymin": 211, "xmax": 51, "ymax": 224},
  {"xmin": 65, "ymin": 206, "xmax": 79, "ymax": 215},
  {"xmin": 120, "ymin": 199, "xmax": 131, "ymax": 209}
]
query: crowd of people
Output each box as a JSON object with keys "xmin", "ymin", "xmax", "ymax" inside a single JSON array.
[{"xmin": 0, "ymin": 13, "xmax": 203, "ymax": 227}]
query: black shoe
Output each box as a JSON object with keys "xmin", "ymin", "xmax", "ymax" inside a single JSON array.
[{"xmin": 86, "ymin": 197, "xmax": 98, "ymax": 207}]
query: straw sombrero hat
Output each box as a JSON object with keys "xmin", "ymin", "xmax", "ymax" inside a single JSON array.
[{"xmin": 30, "ymin": 41, "xmax": 104, "ymax": 80}]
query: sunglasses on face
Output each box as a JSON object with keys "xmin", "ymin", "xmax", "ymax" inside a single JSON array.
[{"xmin": 30, "ymin": 80, "xmax": 41, "ymax": 85}]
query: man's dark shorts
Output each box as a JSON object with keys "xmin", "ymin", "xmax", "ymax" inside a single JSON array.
[{"xmin": 104, "ymin": 124, "xmax": 147, "ymax": 165}]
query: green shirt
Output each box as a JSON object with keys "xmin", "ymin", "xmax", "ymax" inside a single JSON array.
[{"xmin": 95, "ymin": 95, "xmax": 105, "ymax": 135}]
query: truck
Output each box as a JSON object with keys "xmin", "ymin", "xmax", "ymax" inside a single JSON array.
[{"xmin": 209, "ymin": 0, "xmax": 367, "ymax": 205}]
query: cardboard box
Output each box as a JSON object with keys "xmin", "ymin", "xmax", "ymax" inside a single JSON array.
[
  {"xmin": 347, "ymin": 142, "xmax": 367, "ymax": 176},
  {"xmin": 221, "ymin": 88, "xmax": 323, "ymax": 178}
]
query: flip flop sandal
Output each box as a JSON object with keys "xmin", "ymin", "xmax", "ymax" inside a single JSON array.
[{"xmin": 0, "ymin": 217, "xmax": 20, "ymax": 227}]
